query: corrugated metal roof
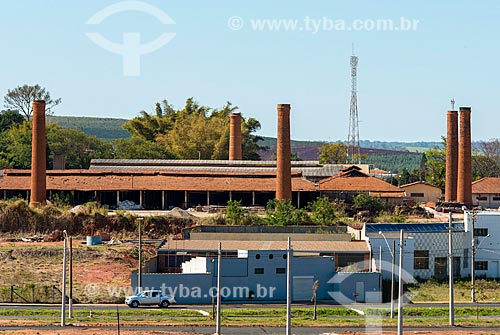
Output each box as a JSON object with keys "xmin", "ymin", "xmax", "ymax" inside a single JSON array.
[
  {"xmin": 366, "ymin": 223, "xmax": 465, "ymax": 233},
  {"xmin": 91, "ymin": 159, "xmax": 322, "ymax": 168},
  {"xmin": 161, "ymin": 239, "xmax": 370, "ymax": 252},
  {"xmin": 89, "ymin": 159, "xmax": 369, "ymax": 178}
]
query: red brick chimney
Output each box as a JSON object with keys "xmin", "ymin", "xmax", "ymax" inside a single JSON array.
[
  {"xmin": 229, "ymin": 112, "xmax": 242, "ymax": 160},
  {"xmin": 30, "ymin": 100, "xmax": 47, "ymax": 207},
  {"xmin": 276, "ymin": 104, "xmax": 292, "ymax": 201},
  {"xmin": 457, "ymin": 107, "xmax": 472, "ymax": 205},
  {"xmin": 445, "ymin": 110, "xmax": 458, "ymax": 202}
]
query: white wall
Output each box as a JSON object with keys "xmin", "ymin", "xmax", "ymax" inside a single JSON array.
[
  {"xmin": 465, "ymin": 211, "xmax": 500, "ymax": 278},
  {"xmin": 366, "ymin": 236, "xmax": 415, "ymax": 282}
]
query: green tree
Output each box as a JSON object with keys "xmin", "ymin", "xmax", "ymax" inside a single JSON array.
[
  {"xmin": 112, "ymin": 137, "xmax": 179, "ymax": 159},
  {"xmin": 265, "ymin": 199, "xmax": 308, "ymax": 226},
  {"xmin": 225, "ymin": 200, "xmax": 246, "ymax": 225},
  {"xmin": 308, "ymin": 196, "xmax": 336, "ymax": 225},
  {"xmin": 0, "ymin": 122, "xmax": 33, "ymax": 168},
  {"xmin": 472, "ymin": 139, "xmax": 500, "ymax": 180},
  {"xmin": 0, "ymin": 123, "xmax": 112, "ymax": 169},
  {"xmin": 0, "ymin": 110, "xmax": 24, "ymax": 131},
  {"xmin": 126, "ymin": 98, "xmax": 264, "ymax": 160},
  {"xmin": 3, "ymin": 84, "xmax": 61, "ymax": 120},
  {"xmin": 353, "ymin": 193, "xmax": 385, "ymax": 215},
  {"xmin": 319, "ymin": 142, "xmax": 347, "ymax": 164},
  {"xmin": 423, "ymin": 146, "xmax": 445, "ymax": 190},
  {"xmin": 47, "ymin": 126, "xmax": 113, "ymax": 168}
]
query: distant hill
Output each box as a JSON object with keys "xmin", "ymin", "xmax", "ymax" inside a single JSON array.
[
  {"xmin": 47, "ymin": 116, "xmax": 434, "ymax": 172},
  {"xmin": 48, "ymin": 116, "xmax": 130, "ymax": 141},
  {"xmin": 259, "ymin": 137, "xmax": 427, "ymax": 172}
]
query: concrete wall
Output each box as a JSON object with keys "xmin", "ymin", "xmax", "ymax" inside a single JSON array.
[
  {"xmin": 366, "ymin": 236, "xmax": 415, "ymax": 282},
  {"xmin": 473, "ymin": 193, "xmax": 500, "ymax": 209},
  {"xmin": 401, "ymin": 183, "xmax": 442, "ymax": 203},
  {"xmin": 190, "ymin": 232, "xmax": 351, "ymax": 241}
]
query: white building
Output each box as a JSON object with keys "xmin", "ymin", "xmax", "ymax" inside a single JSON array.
[
  {"xmin": 355, "ymin": 222, "xmax": 469, "ymax": 281},
  {"xmin": 464, "ymin": 210, "xmax": 500, "ymax": 279}
]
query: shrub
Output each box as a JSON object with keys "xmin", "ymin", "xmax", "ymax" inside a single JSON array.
[
  {"xmin": 353, "ymin": 193, "xmax": 385, "ymax": 215},
  {"xmin": 265, "ymin": 199, "xmax": 309, "ymax": 226},
  {"xmin": 308, "ymin": 196, "xmax": 336, "ymax": 225},
  {"xmin": 225, "ymin": 200, "xmax": 246, "ymax": 225}
]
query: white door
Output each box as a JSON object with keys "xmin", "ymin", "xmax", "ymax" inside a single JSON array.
[
  {"xmin": 355, "ymin": 282, "xmax": 365, "ymax": 302},
  {"xmin": 293, "ymin": 276, "xmax": 314, "ymax": 302}
]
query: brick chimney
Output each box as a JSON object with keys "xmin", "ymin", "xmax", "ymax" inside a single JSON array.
[
  {"xmin": 276, "ymin": 104, "xmax": 292, "ymax": 201},
  {"xmin": 30, "ymin": 100, "xmax": 47, "ymax": 207},
  {"xmin": 445, "ymin": 110, "xmax": 458, "ymax": 202},
  {"xmin": 229, "ymin": 112, "xmax": 242, "ymax": 160},
  {"xmin": 457, "ymin": 107, "xmax": 472, "ymax": 205}
]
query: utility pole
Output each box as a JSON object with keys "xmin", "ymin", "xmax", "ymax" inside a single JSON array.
[
  {"xmin": 379, "ymin": 231, "xmax": 395, "ymax": 319},
  {"xmin": 215, "ymin": 241, "xmax": 222, "ymax": 335},
  {"xmin": 286, "ymin": 237, "xmax": 292, "ymax": 335},
  {"xmin": 471, "ymin": 211, "xmax": 475, "ymax": 303},
  {"xmin": 137, "ymin": 217, "xmax": 143, "ymax": 291},
  {"xmin": 449, "ymin": 211, "xmax": 454, "ymax": 326},
  {"xmin": 61, "ymin": 230, "xmax": 68, "ymax": 327},
  {"xmin": 379, "ymin": 245, "xmax": 382, "ymax": 272},
  {"xmin": 391, "ymin": 240, "xmax": 395, "ymax": 319},
  {"xmin": 397, "ymin": 229, "xmax": 404, "ymax": 335},
  {"xmin": 69, "ymin": 236, "xmax": 73, "ymax": 319}
]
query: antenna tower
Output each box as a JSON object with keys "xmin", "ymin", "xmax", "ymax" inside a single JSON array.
[{"xmin": 347, "ymin": 52, "xmax": 360, "ymax": 164}]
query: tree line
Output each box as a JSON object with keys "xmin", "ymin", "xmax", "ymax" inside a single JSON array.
[{"xmin": 0, "ymin": 85, "xmax": 265, "ymax": 169}]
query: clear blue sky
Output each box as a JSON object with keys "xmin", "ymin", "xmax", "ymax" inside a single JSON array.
[{"xmin": 1, "ymin": 1, "xmax": 498, "ymax": 142}]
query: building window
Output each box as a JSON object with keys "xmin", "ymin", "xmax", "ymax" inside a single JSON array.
[
  {"xmin": 255, "ymin": 254, "xmax": 261, "ymax": 259},
  {"xmin": 475, "ymin": 261, "xmax": 488, "ymax": 271},
  {"xmin": 254, "ymin": 268, "xmax": 264, "ymax": 274},
  {"xmin": 463, "ymin": 249, "xmax": 469, "ymax": 268},
  {"xmin": 493, "ymin": 197, "xmax": 500, "ymax": 201},
  {"xmin": 414, "ymin": 250, "xmax": 429, "ymax": 269},
  {"xmin": 474, "ymin": 228, "xmax": 488, "ymax": 237},
  {"xmin": 276, "ymin": 268, "xmax": 286, "ymax": 274},
  {"xmin": 269, "ymin": 254, "xmax": 274, "ymax": 259},
  {"xmin": 476, "ymin": 196, "xmax": 487, "ymax": 201},
  {"xmin": 410, "ymin": 193, "xmax": 425, "ymax": 197},
  {"xmin": 434, "ymin": 257, "xmax": 447, "ymax": 277}
]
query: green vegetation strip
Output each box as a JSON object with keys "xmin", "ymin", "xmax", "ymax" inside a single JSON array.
[{"xmin": 1, "ymin": 306, "xmax": 500, "ymax": 318}]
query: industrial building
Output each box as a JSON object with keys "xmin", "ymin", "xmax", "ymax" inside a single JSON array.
[
  {"xmin": 133, "ymin": 229, "xmax": 382, "ymax": 304},
  {"xmin": 0, "ymin": 163, "xmax": 404, "ymax": 209}
]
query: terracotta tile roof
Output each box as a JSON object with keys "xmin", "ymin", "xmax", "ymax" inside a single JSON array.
[
  {"xmin": 472, "ymin": 177, "xmax": 500, "ymax": 194},
  {"xmin": 162, "ymin": 239, "xmax": 370, "ymax": 253},
  {"xmin": 318, "ymin": 168, "xmax": 402, "ymax": 194},
  {"xmin": 0, "ymin": 169, "xmax": 315, "ymax": 192}
]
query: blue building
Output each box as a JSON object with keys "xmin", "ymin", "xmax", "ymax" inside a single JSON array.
[{"xmin": 133, "ymin": 239, "xmax": 382, "ymax": 304}]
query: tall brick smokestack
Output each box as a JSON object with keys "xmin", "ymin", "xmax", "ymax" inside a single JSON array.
[
  {"xmin": 30, "ymin": 100, "xmax": 46, "ymax": 207},
  {"xmin": 445, "ymin": 110, "xmax": 458, "ymax": 202},
  {"xmin": 276, "ymin": 104, "xmax": 292, "ymax": 201},
  {"xmin": 457, "ymin": 107, "xmax": 472, "ymax": 205},
  {"xmin": 229, "ymin": 112, "xmax": 242, "ymax": 160}
]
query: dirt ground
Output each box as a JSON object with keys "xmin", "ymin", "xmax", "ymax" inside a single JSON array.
[
  {"xmin": 0, "ymin": 330, "xmax": 202, "ymax": 335},
  {"xmin": 1, "ymin": 329, "xmax": 500, "ymax": 335}
]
